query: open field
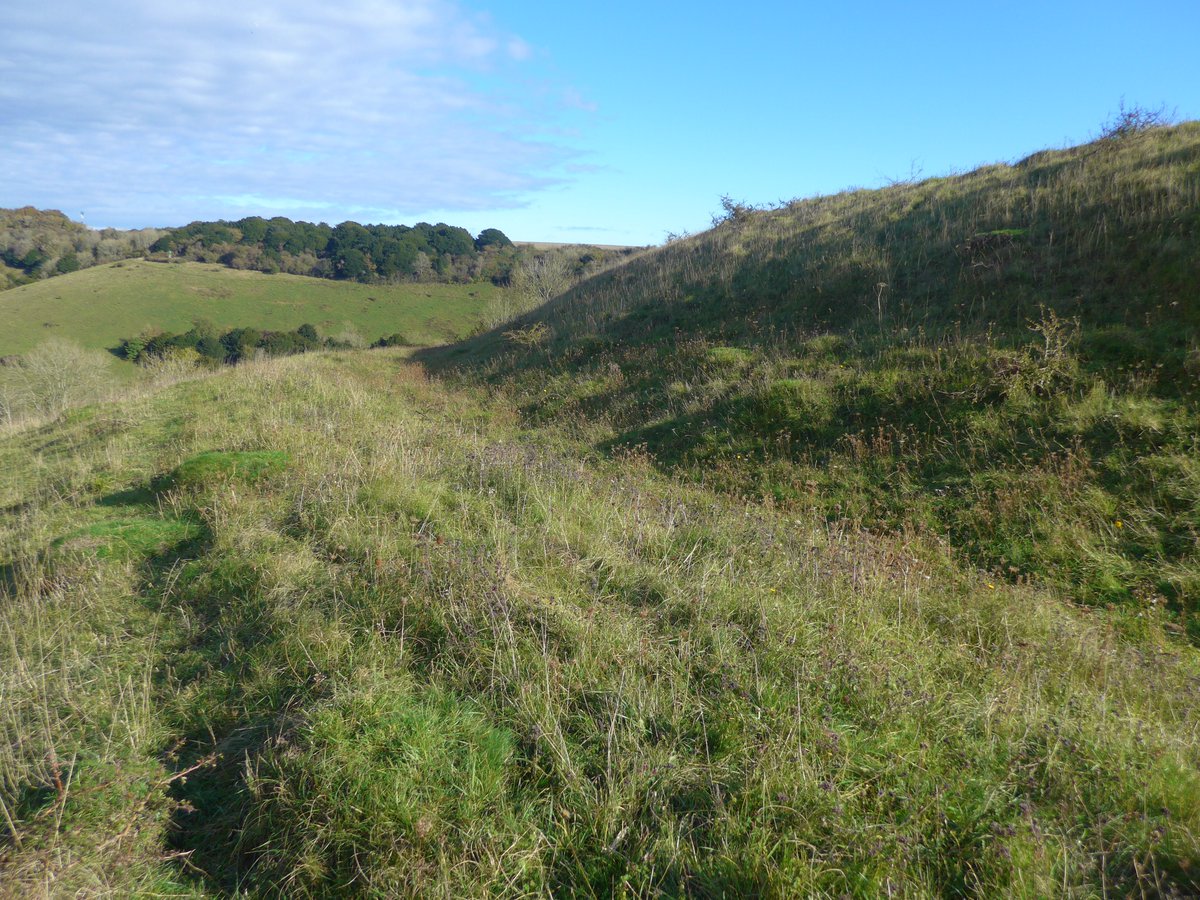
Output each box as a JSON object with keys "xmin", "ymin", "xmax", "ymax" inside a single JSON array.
[{"xmin": 0, "ymin": 259, "xmax": 497, "ymax": 357}]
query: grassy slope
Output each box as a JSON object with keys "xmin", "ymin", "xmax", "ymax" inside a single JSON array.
[
  {"xmin": 0, "ymin": 259, "xmax": 497, "ymax": 357},
  {"xmin": 0, "ymin": 350, "xmax": 1197, "ymax": 897},
  {"xmin": 424, "ymin": 122, "xmax": 1200, "ymax": 633}
]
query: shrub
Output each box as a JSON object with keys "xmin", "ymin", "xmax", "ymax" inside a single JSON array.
[
  {"xmin": 1099, "ymin": 101, "xmax": 1173, "ymax": 142},
  {"xmin": 120, "ymin": 335, "xmax": 148, "ymax": 362},
  {"xmin": 3, "ymin": 338, "xmax": 111, "ymax": 418},
  {"xmin": 509, "ymin": 254, "xmax": 574, "ymax": 307},
  {"xmin": 195, "ymin": 335, "xmax": 226, "ymax": 362},
  {"xmin": 138, "ymin": 347, "xmax": 203, "ymax": 382},
  {"xmin": 55, "ymin": 253, "xmax": 80, "ymax": 274},
  {"xmin": 259, "ymin": 331, "xmax": 309, "ymax": 356},
  {"xmin": 327, "ymin": 323, "xmax": 366, "ymax": 349},
  {"xmin": 711, "ymin": 194, "xmax": 756, "ymax": 227},
  {"xmin": 504, "ymin": 322, "xmax": 551, "ymax": 347},
  {"xmin": 220, "ymin": 327, "xmax": 263, "ymax": 362}
]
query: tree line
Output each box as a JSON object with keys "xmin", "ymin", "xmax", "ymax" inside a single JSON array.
[
  {"xmin": 0, "ymin": 208, "xmax": 519, "ymax": 290},
  {"xmin": 119, "ymin": 320, "xmax": 416, "ymax": 368},
  {"xmin": 149, "ymin": 217, "xmax": 517, "ymax": 284}
]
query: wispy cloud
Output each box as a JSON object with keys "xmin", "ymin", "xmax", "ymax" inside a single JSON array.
[{"xmin": 0, "ymin": 0, "xmax": 587, "ymax": 227}]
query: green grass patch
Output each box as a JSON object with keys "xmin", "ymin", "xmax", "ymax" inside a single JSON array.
[
  {"xmin": 704, "ymin": 345, "xmax": 753, "ymax": 370},
  {"xmin": 167, "ymin": 450, "xmax": 290, "ymax": 490},
  {"xmin": 52, "ymin": 515, "xmax": 202, "ymax": 561},
  {"xmin": 244, "ymin": 675, "xmax": 523, "ymax": 895}
]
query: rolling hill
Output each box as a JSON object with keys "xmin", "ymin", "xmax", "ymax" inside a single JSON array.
[{"xmin": 0, "ymin": 258, "xmax": 498, "ymax": 358}]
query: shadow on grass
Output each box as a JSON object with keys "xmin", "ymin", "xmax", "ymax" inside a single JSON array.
[
  {"xmin": 165, "ymin": 723, "xmax": 272, "ymax": 894},
  {"xmin": 98, "ymin": 485, "xmax": 158, "ymax": 508},
  {"xmin": 52, "ymin": 473, "xmax": 258, "ymax": 893},
  {"xmin": 109, "ymin": 520, "xmax": 270, "ymax": 895},
  {"xmin": 145, "ymin": 541, "xmax": 312, "ymax": 893}
]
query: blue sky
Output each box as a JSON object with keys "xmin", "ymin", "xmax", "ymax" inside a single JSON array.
[{"xmin": 2, "ymin": 1, "xmax": 1197, "ymax": 245}]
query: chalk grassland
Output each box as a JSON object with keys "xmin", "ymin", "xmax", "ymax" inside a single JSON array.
[
  {"xmin": 0, "ymin": 259, "xmax": 497, "ymax": 357},
  {"xmin": 426, "ymin": 122, "xmax": 1200, "ymax": 635},
  {"xmin": 0, "ymin": 350, "xmax": 1197, "ymax": 897},
  {"xmin": 1, "ymin": 123, "xmax": 1198, "ymax": 897}
]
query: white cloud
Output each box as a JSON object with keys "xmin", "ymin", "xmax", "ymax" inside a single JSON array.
[{"xmin": 0, "ymin": 0, "xmax": 586, "ymax": 227}]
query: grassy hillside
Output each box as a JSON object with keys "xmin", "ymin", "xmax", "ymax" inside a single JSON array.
[
  {"xmin": 3, "ymin": 122, "xmax": 1199, "ymax": 897},
  {"xmin": 425, "ymin": 122, "xmax": 1200, "ymax": 635},
  {"xmin": 0, "ymin": 259, "xmax": 497, "ymax": 357},
  {"xmin": 1, "ymin": 350, "xmax": 1198, "ymax": 896}
]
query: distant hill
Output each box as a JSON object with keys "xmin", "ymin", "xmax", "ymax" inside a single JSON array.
[
  {"xmin": 426, "ymin": 121, "xmax": 1200, "ymax": 627},
  {"xmin": 0, "ymin": 209, "xmax": 528, "ymax": 291},
  {"xmin": 0, "ymin": 258, "xmax": 497, "ymax": 358},
  {"xmin": 517, "ymin": 241, "xmax": 646, "ymax": 252}
]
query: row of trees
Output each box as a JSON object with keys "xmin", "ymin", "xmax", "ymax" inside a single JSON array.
[
  {"xmin": 120, "ymin": 320, "xmax": 357, "ymax": 366},
  {"xmin": 119, "ymin": 319, "xmax": 426, "ymax": 368},
  {"xmin": 149, "ymin": 217, "xmax": 518, "ymax": 284},
  {"xmin": 0, "ymin": 208, "xmax": 519, "ymax": 291}
]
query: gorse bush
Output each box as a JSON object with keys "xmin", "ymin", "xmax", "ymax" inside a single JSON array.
[{"xmin": 0, "ymin": 337, "xmax": 111, "ymax": 423}]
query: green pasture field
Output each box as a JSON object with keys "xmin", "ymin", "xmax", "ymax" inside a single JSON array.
[{"xmin": 0, "ymin": 259, "xmax": 497, "ymax": 357}]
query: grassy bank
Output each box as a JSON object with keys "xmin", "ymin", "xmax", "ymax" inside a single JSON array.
[
  {"xmin": 1, "ymin": 350, "xmax": 1198, "ymax": 896},
  {"xmin": 423, "ymin": 122, "xmax": 1200, "ymax": 635}
]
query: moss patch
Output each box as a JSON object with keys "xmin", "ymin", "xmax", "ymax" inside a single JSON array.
[
  {"xmin": 167, "ymin": 450, "xmax": 290, "ymax": 490},
  {"xmin": 52, "ymin": 515, "xmax": 202, "ymax": 561}
]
